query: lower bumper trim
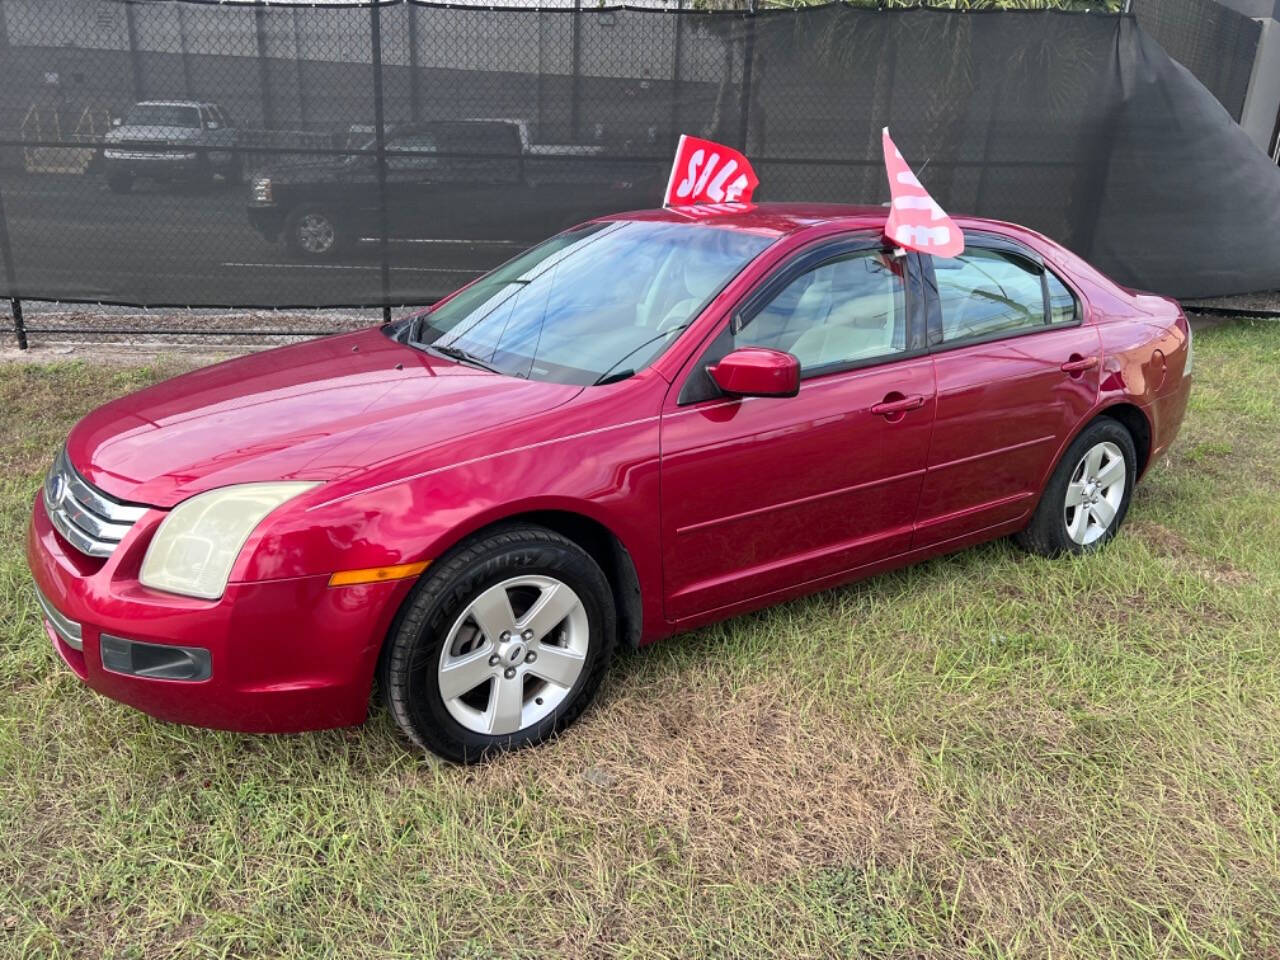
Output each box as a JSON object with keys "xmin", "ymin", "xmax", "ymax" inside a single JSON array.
[{"xmin": 33, "ymin": 581, "xmax": 83, "ymax": 651}]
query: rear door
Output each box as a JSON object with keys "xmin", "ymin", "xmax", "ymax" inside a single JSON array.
[
  {"xmin": 386, "ymin": 122, "xmax": 526, "ymax": 242},
  {"xmin": 914, "ymin": 233, "xmax": 1102, "ymax": 547},
  {"xmin": 660, "ymin": 237, "xmax": 935, "ymax": 621}
]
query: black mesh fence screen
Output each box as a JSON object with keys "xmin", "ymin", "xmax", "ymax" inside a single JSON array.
[
  {"xmin": 1132, "ymin": 0, "xmax": 1261, "ymax": 122},
  {"xmin": 1, "ymin": 0, "xmax": 1278, "ymax": 318}
]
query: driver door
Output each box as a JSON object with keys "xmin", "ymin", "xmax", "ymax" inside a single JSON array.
[{"xmin": 660, "ymin": 238, "xmax": 936, "ymax": 622}]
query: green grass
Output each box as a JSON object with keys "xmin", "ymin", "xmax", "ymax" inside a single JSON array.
[{"xmin": 1, "ymin": 319, "xmax": 1278, "ymax": 959}]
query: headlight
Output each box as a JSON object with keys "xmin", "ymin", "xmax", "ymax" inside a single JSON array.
[
  {"xmin": 140, "ymin": 482, "xmax": 317, "ymax": 600},
  {"xmin": 252, "ymin": 178, "xmax": 273, "ymax": 203}
]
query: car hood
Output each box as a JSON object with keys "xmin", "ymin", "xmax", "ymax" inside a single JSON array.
[
  {"xmin": 66, "ymin": 327, "xmax": 582, "ymax": 508},
  {"xmin": 105, "ymin": 125, "xmax": 202, "ymax": 144}
]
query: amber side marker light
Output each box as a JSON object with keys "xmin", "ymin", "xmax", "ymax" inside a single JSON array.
[{"xmin": 328, "ymin": 561, "xmax": 429, "ymax": 588}]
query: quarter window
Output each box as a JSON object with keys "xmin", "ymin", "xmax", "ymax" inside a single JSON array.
[
  {"xmin": 735, "ymin": 250, "xmax": 907, "ymax": 374},
  {"xmin": 935, "ymin": 248, "xmax": 1046, "ymax": 342},
  {"xmin": 1047, "ymin": 270, "xmax": 1078, "ymax": 325}
]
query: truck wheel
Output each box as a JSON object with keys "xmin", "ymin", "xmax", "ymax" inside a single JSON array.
[
  {"xmin": 107, "ymin": 173, "xmax": 134, "ymax": 194},
  {"xmin": 222, "ymin": 155, "xmax": 244, "ymax": 186},
  {"xmin": 284, "ymin": 205, "xmax": 349, "ymax": 259},
  {"xmin": 186, "ymin": 157, "xmax": 214, "ymax": 193}
]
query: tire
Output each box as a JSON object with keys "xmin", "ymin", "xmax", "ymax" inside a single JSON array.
[
  {"xmin": 1016, "ymin": 417, "xmax": 1137, "ymax": 557},
  {"xmin": 106, "ymin": 172, "xmax": 133, "ymax": 194},
  {"xmin": 283, "ymin": 204, "xmax": 349, "ymax": 260},
  {"xmin": 222, "ymin": 155, "xmax": 244, "ymax": 186},
  {"xmin": 185, "ymin": 157, "xmax": 214, "ymax": 193},
  {"xmin": 379, "ymin": 524, "xmax": 617, "ymax": 763}
]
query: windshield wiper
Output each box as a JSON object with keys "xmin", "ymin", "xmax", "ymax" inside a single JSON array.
[
  {"xmin": 430, "ymin": 342, "xmax": 506, "ymax": 375},
  {"xmin": 595, "ymin": 369, "xmax": 635, "ymax": 386},
  {"xmin": 591, "ymin": 323, "xmax": 692, "ymax": 386}
]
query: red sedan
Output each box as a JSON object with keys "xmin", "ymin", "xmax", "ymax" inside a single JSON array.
[{"xmin": 27, "ymin": 204, "xmax": 1192, "ymax": 762}]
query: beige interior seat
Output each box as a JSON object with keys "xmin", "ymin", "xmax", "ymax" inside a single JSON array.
[{"xmin": 788, "ymin": 289, "xmax": 896, "ymax": 368}]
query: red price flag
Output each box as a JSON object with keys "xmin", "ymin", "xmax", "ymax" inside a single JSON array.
[
  {"xmin": 664, "ymin": 134, "xmax": 759, "ymax": 207},
  {"xmin": 882, "ymin": 128, "xmax": 964, "ymax": 258}
]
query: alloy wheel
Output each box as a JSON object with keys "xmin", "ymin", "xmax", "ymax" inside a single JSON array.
[
  {"xmin": 436, "ymin": 575, "xmax": 589, "ymax": 736},
  {"xmin": 1064, "ymin": 440, "xmax": 1127, "ymax": 546},
  {"xmin": 296, "ymin": 213, "xmax": 336, "ymax": 254}
]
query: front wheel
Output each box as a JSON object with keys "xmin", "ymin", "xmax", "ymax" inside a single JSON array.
[
  {"xmin": 222, "ymin": 155, "xmax": 244, "ymax": 186},
  {"xmin": 1016, "ymin": 417, "xmax": 1137, "ymax": 557},
  {"xmin": 379, "ymin": 525, "xmax": 617, "ymax": 763},
  {"xmin": 106, "ymin": 172, "xmax": 133, "ymax": 194}
]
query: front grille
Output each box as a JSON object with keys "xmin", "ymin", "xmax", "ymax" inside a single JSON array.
[{"xmin": 43, "ymin": 447, "xmax": 149, "ymax": 559}]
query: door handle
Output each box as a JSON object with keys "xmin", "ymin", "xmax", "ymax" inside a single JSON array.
[
  {"xmin": 871, "ymin": 394, "xmax": 926, "ymax": 417},
  {"xmin": 1060, "ymin": 355, "xmax": 1098, "ymax": 374}
]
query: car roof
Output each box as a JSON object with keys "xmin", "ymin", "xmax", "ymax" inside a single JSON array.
[
  {"xmin": 135, "ymin": 100, "xmax": 218, "ymax": 109},
  {"xmin": 601, "ymin": 202, "xmax": 1038, "ymax": 245},
  {"xmin": 600, "ymin": 203, "xmax": 887, "ymax": 237}
]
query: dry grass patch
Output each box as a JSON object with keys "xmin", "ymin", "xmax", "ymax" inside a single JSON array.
[{"xmin": 487, "ymin": 675, "xmax": 944, "ymax": 884}]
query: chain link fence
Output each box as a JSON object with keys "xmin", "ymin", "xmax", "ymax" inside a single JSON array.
[{"xmin": 2, "ymin": 0, "xmax": 1280, "ymax": 347}]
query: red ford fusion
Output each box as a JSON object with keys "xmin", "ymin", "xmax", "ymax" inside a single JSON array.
[{"xmin": 27, "ymin": 204, "xmax": 1192, "ymax": 762}]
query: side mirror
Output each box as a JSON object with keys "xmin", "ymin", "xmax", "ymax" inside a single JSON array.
[
  {"xmin": 707, "ymin": 347, "xmax": 800, "ymax": 399},
  {"xmin": 111, "ymin": 117, "xmax": 123, "ymax": 127},
  {"xmin": 206, "ymin": 121, "xmax": 221, "ymax": 130}
]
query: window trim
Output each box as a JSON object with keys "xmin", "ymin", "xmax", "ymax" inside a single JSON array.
[
  {"xmin": 677, "ymin": 232, "xmax": 927, "ymax": 405},
  {"xmin": 920, "ymin": 231, "xmax": 1082, "ymax": 354}
]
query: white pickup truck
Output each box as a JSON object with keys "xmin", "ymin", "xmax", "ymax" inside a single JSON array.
[{"xmin": 102, "ymin": 100, "xmax": 242, "ymax": 193}]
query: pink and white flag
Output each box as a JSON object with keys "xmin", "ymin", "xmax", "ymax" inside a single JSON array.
[
  {"xmin": 664, "ymin": 134, "xmax": 759, "ymax": 207},
  {"xmin": 882, "ymin": 128, "xmax": 964, "ymax": 258}
]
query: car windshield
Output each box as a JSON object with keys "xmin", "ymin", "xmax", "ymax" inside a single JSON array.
[
  {"xmin": 412, "ymin": 221, "xmax": 774, "ymax": 385},
  {"xmin": 125, "ymin": 104, "xmax": 201, "ymax": 128}
]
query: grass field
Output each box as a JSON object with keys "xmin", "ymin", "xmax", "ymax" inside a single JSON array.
[{"xmin": 1, "ymin": 319, "xmax": 1278, "ymax": 959}]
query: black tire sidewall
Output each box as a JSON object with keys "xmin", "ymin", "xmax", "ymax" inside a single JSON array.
[
  {"xmin": 1035, "ymin": 418, "xmax": 1137, "ymax": 556},
  {"xmin": 382, "ymin": 527, "xmax": 616, "ymax": 763}
]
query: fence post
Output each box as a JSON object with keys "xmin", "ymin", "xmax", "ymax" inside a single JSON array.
[
  {"xmin": 370, "ymin": 1, "xmax": 392, "ymax": 323},
  {"xmin": 292, "ymin": 9, "xmax": 308, "ymax": 128},
  {"xmin": 408, "ymin": 3, "xmax": 421, "ymax": 123},
  {"xmin": 570, "ymin": 0, "xmax": 582, "ymax": 142},
  {"xmin": 0, "ymin": 186, "xmax": 24, "ymax": 350},
  {"xmin": 738, "ymin": 0, "xmax": 757, "ymax": 152},
  {"xmin": 254, "ymin": 5, "xmax": 276, "ymax": 129},
  {"xmin": 177, "ymin": 3, "xmax": 194, "ymax": 98},
  {"xmin": 9, "ymin": 298, "xmax": 26, "ymax": 350},
  {"xmin": 670, "ymin": 0, "xmax": 684, "ymax": 145},
  {"xmin": 124, "ymin": 2, "xmax": 145, "ymax": 102}
]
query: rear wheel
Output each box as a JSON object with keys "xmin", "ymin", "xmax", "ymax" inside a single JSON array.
[
  {"xmin": 284, "ymin": 204, "xmax": 348, "ymax": 259},
  {"xmin": 379, "ymin": 524, "xmax": 616, "ymax": 763},
  {"xmin": 1016, "ymin": 417, "xmax": 1137, "ymax": 556}
]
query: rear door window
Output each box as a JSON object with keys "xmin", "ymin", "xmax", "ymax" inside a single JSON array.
[{"xmin": 933, "ymin": 248, "xmax": 1047, "ymax": 342}]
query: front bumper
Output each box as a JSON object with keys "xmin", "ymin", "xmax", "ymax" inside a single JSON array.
[
  {"xmin": 103, "ymin": 152, "xmax": 203, "ymax": 178},
  {"xmin": 26, "ymin": 491, "xmax": 414, "ymax": 733},
  {"xmin": 247, "ymin": 203, "xmax": 285, "ymax": 241}
]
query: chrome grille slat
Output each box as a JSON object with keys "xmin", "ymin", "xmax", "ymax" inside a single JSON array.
[
  {"xmin": 43, "ymin": 448, "xmax": 148, "ymax": 559},
  {"xmin": 65, "ymin": 469, "xmax": 148, "ymax": 524}
]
